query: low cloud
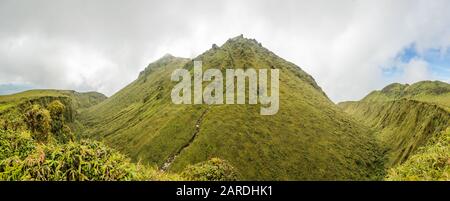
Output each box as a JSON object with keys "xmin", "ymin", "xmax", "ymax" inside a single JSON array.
[{"xmin": 0, "ymin": 0, "xmax": 449, "ymax": 101}]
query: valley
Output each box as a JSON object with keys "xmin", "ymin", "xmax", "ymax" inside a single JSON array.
[
  {"xmin": 0, "ymin": 36, "xmax": 448, "ymax": 181},
  {"xmin": 339, "ymin": 81, "xmax": 450, "ymax": 180}
]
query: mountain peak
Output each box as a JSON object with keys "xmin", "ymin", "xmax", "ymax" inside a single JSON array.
[
  {"xmin": 380, "ymin": 83, "xmax": 409, "ymax": 94},
  {"xmin": 161, "ymin": 53, "xmax": 174, "ymax": 59},
  {"xmin": 82, "ymin": 35, "xmax": 381, "ymax": 180},
  {"xmin": 151, "ymin": 53, "xmax": 188, "ymax": 65},
  {"xmin": 231, "ymin": 34, "xmax": 244, "ymax": 40},
  {"xmin": 156, "ymin": 53, "xmax": 179, "ymax": 62},
  {"xmin": 138, "ymin": 54, "xmax": 188, "ymax": 78},
  {"xmin": 224, "ymin": 34, "xmax": 262, "ymax": 47}
]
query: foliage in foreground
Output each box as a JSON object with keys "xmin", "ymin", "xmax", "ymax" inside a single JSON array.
[
  {"xmin": 0, "ymin": 100, "xmax": 185, "ymax": 181},
  {"xmin": 181, "ymin": 158, "xmax": 238, "ymax": 181},
  {"xmin": 386, "ymin": 128, "xmax": 450, "ymax": 181},
  {"xmin": 0, "ymin": 129, "xmax": 182, "ymax": 181},
  {"xmin": 0, "ymin": 128, "xmax": 238, "ymax": 181},
  {"xmin": 0, "ymin": 100, "xmax": 238, "ymax": 181}
]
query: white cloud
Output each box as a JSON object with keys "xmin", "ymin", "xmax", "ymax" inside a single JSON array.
[
  {"xmin": 0, "ymin": 0, "xmax": 449, "ymax": 101},
  {"xmin": 399, "ymin": 58, "xmax": 432, "ymax": 83}
]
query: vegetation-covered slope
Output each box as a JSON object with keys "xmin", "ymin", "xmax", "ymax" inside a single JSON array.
[
  {"xmin": 0, "ymin": 91, "xmax": 164, "ymax": 181},
  {"xmin": 81, "ymin": 35, "xmax": 383, "ymax": 180},
  {"xmin": 339, "ymin": 81, "xmax": 450, "ymax": 180},
  {"xmin": 0, "ymin": 129, "xmax": 180, "ymax": 181},
  {"xmin": 362, "ymin": 81, "xmax": 450, "ymax": 111},
  {"xmin": 386, "ymin": 128, "xmax": 450, "ymax": 181},
  {"xmin": 0, "ymin": 90, "xmax": 107, "ymax": 113},
  {"xmin": 0, "ymin": 90, "xmax": 107, "ymax": 137},
  {"xmin": 0, "ymin": 91, "xmax": 235, "ymax": 181},
  {"xmin": 340, "ymin": 99, "xmax": 449, "ymax": 167}
]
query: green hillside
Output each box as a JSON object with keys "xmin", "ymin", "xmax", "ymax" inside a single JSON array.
[
  {"xmin": 0, "ymin": 89, "xmax": 238, "ymax": 181},
  {"xmin": 0, "ymin": 129, "xmax": 182, "ymax": 181},
  {"xmin": 1, "ymin": 37, "xmax": 446, "ymax": 181},
  {"xmin": 0, "ymin": 90, "xmax": 107, "ymax": 132},
  {"xmin": 80, "ymin": 35, "xmax": 384, "ymax": 180},
  {"xmin": 386, "ymin": 127, "xmax": 449, "ymax": 181},
  {"xmin": 339, "ymin": 81, "xmax": 450, "ymax": 180},
  {"xmin": 0, "ymin": 89, "xmax": 107, "ymax": 113},
  {"xmin": 361, "ymin": 81, "xmax": 450, "ymax": 111}
]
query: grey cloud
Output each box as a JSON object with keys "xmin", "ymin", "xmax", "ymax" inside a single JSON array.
[{"xmin": 0, "ymin": 0, "xmax": 449, "ymax": 101}]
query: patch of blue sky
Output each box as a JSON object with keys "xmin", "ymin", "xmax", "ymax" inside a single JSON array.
[
  {"xmin": 382, "ymin": 43, "xmax": 450, "ymax": 82},
  {"xmin": 381, "ymin": 44, "xmax": 416, "ymax": 78},
  {"xmin": 0, "ymin": 83, "xmax": 35, "ymax": 95},
  {"xmin": 421, "ymin": 48, "xmax": 450, "ymax": 81},
  {"xmin": 399, "ymin": 43, "xmax": 418, "ymax": 63}
]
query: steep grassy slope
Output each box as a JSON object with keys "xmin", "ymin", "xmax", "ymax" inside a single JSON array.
[
  {"xmin": 339, "ymin": 81, "xmax": 450, "ymax": 173},
  {"xmin": 386, "ymin": 127, "xmax": 450, "ymax": 181},
  {"xmin": 81, "ymin": 35, "xmax": 383, "ymax": 180},
  {"xmin": 340, "ymin": 99, "xmax": 449, "ymax": 167}
]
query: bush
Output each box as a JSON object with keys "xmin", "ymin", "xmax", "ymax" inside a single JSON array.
[
  {"xmin": 0, "ymin": 112, "xmax": 25, "ymax": 131},
  {"xmin": 181, "ymin": 158, "xmax": 238, "ymax": 181},
  {"xmin": 48, "ymin": 100, "xmax": 73, "ymax": 143},
  {"xmin": 24, "ymin": 105, "xmax": 51, "ymax": 143},
  {"xmin": 386, "ymin": 128, "xmax": 450, "ymax": 181},
  {"xmin": 0, "ymin": 130, "xmax": 36, "ymax": 161},
  {"xmin": 0, "ymin": 128, "xmax": 186, "ymax": 181},
  {"xmin": 0, "ymin": 139, "xmax": 167, "ymax": 181}
]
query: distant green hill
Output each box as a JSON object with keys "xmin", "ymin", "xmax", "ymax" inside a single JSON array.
[
  {"xmin": 0, "ymin": 89, "xmax": 107, "ymax": 113},
  {"xmin": 361, "ymin": 81, "xmax": 450, "ymax": 111},
  {"xmin": 80, "ymin": 35, "xmax": 383, "ymax": 180},
  {"xmin": 0, "ymin": 89, "xmax": 107, "ymax": 133},
  {"xmin": 339, "ymin": 81, "xmax": 450, "ymax": 180}
]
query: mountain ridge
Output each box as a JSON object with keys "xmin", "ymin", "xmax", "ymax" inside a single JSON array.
[
  {"xmin": 361, "ymin": 80, "xmax": 450, "ymax": 111},
  {"xmin": 338, "ymin": 81, "xmax": 450, "ymax": 179},
  {"xmin": 80, "ymin": 35, "xmax": 383, "ymax": 180}
]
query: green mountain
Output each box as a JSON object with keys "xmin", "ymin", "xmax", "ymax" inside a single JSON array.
[
  {"xmin": 1, "ymin": 37, "xmax": 447, "ymax": 181},
  {"xmin": 80, "ymin": 35, "xmax": 383, "ymax": 180},
  {"xmin": 339, "ymin": 81, "xmax": 450, "ymax": 180},
  {"xmin": 0, "ymin": 89, "xmax": 107, "ymax": 113},
  {"xmin": 361, "ymin": 81, "xmax": 450, "ymax": 111}
]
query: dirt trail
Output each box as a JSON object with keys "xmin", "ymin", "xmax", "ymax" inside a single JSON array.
[{"xmin": 161, "ymin": 108, "xmax": 209, "ymax": 171}]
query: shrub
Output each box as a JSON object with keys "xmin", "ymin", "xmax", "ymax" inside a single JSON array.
[
  {"xmin": 0, "ymin": 129, "xmax": 186, "ymax": 181},
  {"xmin": 0, "ymin": 139, "xmax": 158, "ymax": 181},
  {"xmin": 0, "ymin": 130, "xmax": 36, "ymax": 161},
  {"xmin": 181, "ymin": 158, "xmax": 238, "ymax": 181},
  {"xmin": 24, "ymin": 105, "xmax": 51, "ymax": 143},
  {"xmin": 386, "ymin": 128, "xmax": 450, "ymax": 181},
  {"xmin": 48, "ymin": 100, "xmax": 73, "ymax": 143}
]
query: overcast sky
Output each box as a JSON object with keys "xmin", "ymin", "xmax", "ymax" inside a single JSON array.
[{"xmin": 1, "ymin": 0, "xmax": 449, "ymax": 102}]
